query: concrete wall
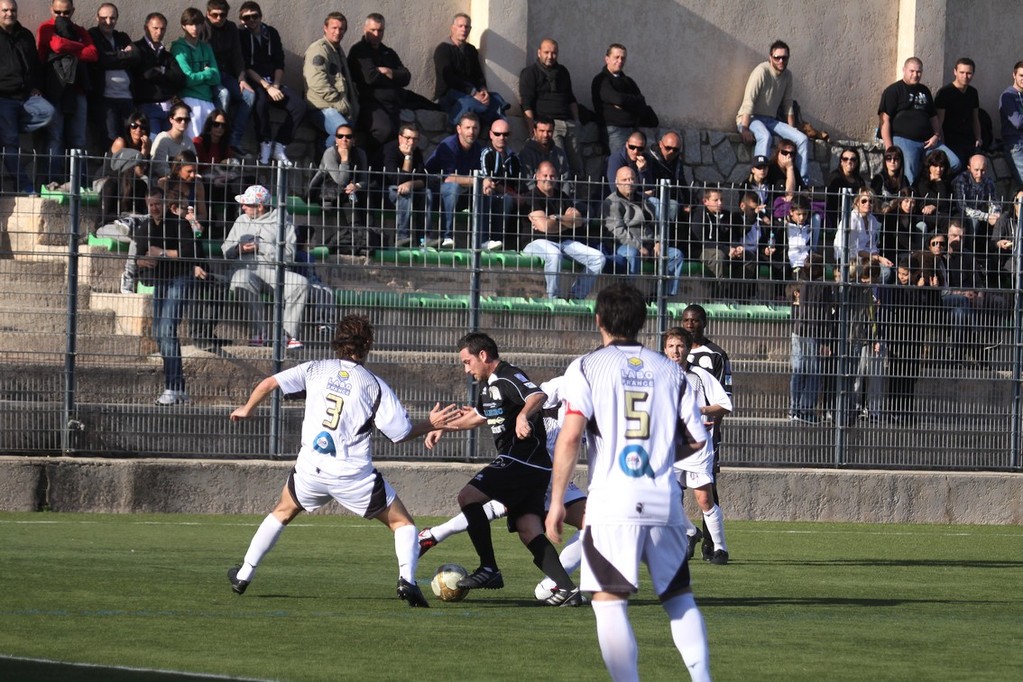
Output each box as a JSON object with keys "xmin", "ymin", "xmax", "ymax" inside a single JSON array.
[
  {"xmin": 17, "ymin": 1, "xmax": 1019, "ymax": 144},
  {"xmin": 3, "ymin": 457, "xmax": 1020, "ymax": 525}
]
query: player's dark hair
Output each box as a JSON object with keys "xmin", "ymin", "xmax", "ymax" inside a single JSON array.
[
  {"xmin": 331, "ymin": 315, "xmax": 373, "ymax": 361},
  {"xmin": 457, "ymin": 332, "xmax": 499, "ymax": 359},
  {"xmin": 533, "ymin": 115, "xmax": 554, "ymax": 129},
  {"xmin": 595, "ymin": 283, "xmax": 646, "ymax": 340},
  {"xmin": 769, "ymin": 40, "xmax": 789, "ymax": 54},
  {"xmin": 662, "ymin": 326, "xmax": 693, "ymax": 350},
  {"xmin": 955, "ymin": 57, "xmax": 975, "ymax": 70},
  {"xmin": 682, "ymin": 304, "xmax": 707, "ymax": 325}
]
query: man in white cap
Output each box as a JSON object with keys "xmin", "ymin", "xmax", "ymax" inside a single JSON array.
[{"xmin": 221, "ymin": 184, "xmax": 308, "ymax": 349}]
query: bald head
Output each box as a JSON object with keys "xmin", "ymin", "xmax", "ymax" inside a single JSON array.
[{"xmin": 615, "ymin": 166, "xmax": 636, "ymax": 196}]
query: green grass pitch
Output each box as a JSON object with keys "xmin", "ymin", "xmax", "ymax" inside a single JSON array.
[{"xmin": 0, "ymin": 513, "xmax": 1020, "ymax": 681}]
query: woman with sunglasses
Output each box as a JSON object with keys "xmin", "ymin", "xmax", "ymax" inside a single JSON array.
[
  {"xmin": 100, "ymin": 112, "xmax": 153, "ymax": 223},
  {"xmin": 824, "ymin": 147, "xmax": 866, "ymax": 231},
  {"xmin": 158, "ymin": 150, "xmax": 208, "ymax": 231},
  {"xmin": 913, "ymin": 149, "xmax": 954, "ymax": 219},
  {"xmin": 151, "ymin": 100, "xmax": 198, "ymax": 180},
  {"xmin": 170, "ymin": 7, "xmax": 219, "ymax": 138},
  {"xmin": 834, "ymin": 188, "xmax": 892, "ymax": 280},
  {"xmin": 194, "ymin": 108, "xmax": 232, "ymax": 164},
  {"xmin": 870, "ymin": 146, "xmax": 910, "ymax": 211}
]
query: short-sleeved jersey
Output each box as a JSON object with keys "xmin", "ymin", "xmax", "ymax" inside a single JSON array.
[
  {"xmin": 539, "ymin": 375, "xmax": 567, "ymax": 454},
  {"xmin": 676, "ymin": 365, "xmax": 732, "ymax": 471},
  {"xmin": 687, "ymin": 339, "xmax": 733, "ymax": 399},
  {"xmin": 562, "ymin": 343, "xmax": 708, "ymax": 526},
  {"xmin": 275, "ymin": 359, "xmax": 413, "ymax": 478},
  {"xmin": 475, "ymin": 361, "xmax": 549, "ymax": 467}
]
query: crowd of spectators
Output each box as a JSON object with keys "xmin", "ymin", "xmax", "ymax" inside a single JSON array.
[{"xmin": 5, "ymin": 2, "xmax": 1023, "ymax": 405}]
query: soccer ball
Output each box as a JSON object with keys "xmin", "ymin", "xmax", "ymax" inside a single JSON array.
[{"xmin": 430, "ymin": 563, "xmax": 469, "ymax": 602}]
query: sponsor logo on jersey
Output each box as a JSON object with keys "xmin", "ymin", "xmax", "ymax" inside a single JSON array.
[
  {"xmin": 312, "ymin": 431, "xmax": 337, "ymax": 457},
  {"xmin": 627, "ymin": 357, "xmax": 644, "ymax": 370},
  {"xmin": 619, "ymin": 444, "xmax": 654, "ymax": 479},
  {"xmin": 620, "ymin": 367, "xmax": 655, "ymax": 388},
  {"xmin": 483, "ymin": 408, "xmax": 503, "ymax": 417},
  {"xmin": 326, "ymin": 377, "xmax": 351, "ymax": 395},
  {"xmin": 489, "ymin": 386, "xmax": 503, "ymax": 402}
]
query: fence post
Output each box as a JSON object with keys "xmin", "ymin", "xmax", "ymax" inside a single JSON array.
[
  {"xmin": 654, "ymin": 178, "xmax": 669, "ymax": 334},
  {"xmin": 62, "ymin": 149, "xmax": 84, "ymax": 453},
  {"xmin": 268, "ymin": 162, "xmax": 288, "ymax": 458},
  {"xmin": 1011, "ymin": 194, "xmax": 1023, "ymax": 469},
  {"xmin": 833, "ymin": 188, "xmax": 852, "ymax": 466},
  {"xmin": 464, "ymin": 172, "xmax": 484, "ymax": 463}
]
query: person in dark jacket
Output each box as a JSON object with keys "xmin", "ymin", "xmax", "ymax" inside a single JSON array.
[
  {"xmin": 87, "ymin": 3, "xmax": 138, "ymax": 147},
  {"xmin": 380, "ymin": 122, "xmax": 431, "ymax": 247},
  {"xmin": 590, "ymin": 43, "xmax": 657, "ymax": 154},
  {"xmin": 205, "ymin": 0, "xmax": 253, "ymax": 154},
  {"xmin": 132, "ymin": 12, "xmax": 184, "ymax": 135},
  {"xmin": 432, "ymin": 12, "xmax": 507, "ymax": 127},
  {"xmin": 0, "ymin": 0, "xmax": 53, "ymax": 193}
]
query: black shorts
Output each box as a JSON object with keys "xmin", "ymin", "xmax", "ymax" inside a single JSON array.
[{"xmin": 468, "ymin": 455, "xmax": 550, "ymax": 532}]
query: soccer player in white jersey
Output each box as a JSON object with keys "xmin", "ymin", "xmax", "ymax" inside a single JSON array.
[
  {"xmin": 547, "ymin": 282, "xmax": 713, "ymax": 682},
  {"xmin": 664, "ymin": 326, "xmax": 733, "ymax": 565},
  {"xmin": 226, "ymin": 315, "xmax": 458, "ymax": 607},
  {"xmin": 419, "ymin": 374, "xmax": 588, "ymax": 603}
]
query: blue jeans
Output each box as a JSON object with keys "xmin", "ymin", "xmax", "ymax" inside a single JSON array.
[
  {"xmin": 45, "ymin": 93, "xmax": 87, "ymax": 183},
  {"xmin": 215, "ymin": 74, "xmax": 255, "ymax": 147},
  {"xmin": 790, "ymin": 333, "xmax": 821, "ymax": 417},
  {"xmin": 438, "ymin": 89, "xmax": 508, "ymax": 127},
  {"xmin": 614, "ymin": 243, "xmax": 684, "ymax": 296},
  {"xmin": 0, "ymin": 96, "xmax": 49, "ymax": 192},
  {"xmin": 153, "ymin": 275, "xmax": 192, "ymax": 391},
  {"xmin": 892, "ymin": 136, "xmax": 961, "ymax": 185},
  {"xmin": 742, "ymin": 116, "xmax": 810, "ymax": 184},
  {"xmin": 388, "ymin": 185, "xmax": 434, "ymax": 240},
  {"xmin": 138, "ymin": 102, "xmax": 170, "ymax": 135},
  {"xmin": 437, "ymin": 182, "xmax": 468, "ymax": 239},
  {"xmin": 1008, "ymin": 141, "xmax": 1023, "ymax": 188},
  {"xmin": 606, "ymin": 126, "xmax": 632, "ymax": 156},
  {"xmin": 479, "ymin": 193, "xmax": 515, "ymax": 243},
  {"xmin": 315, "ymin": 108, "xmax": 351, "ymax": 148}
]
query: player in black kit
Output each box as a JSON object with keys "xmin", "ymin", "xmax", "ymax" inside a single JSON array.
[{"xmin": 426, "ymin": 332, "xmax": 581, "ymax": 605}]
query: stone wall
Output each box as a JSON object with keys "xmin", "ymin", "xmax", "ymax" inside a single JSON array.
[{"xmin": 2, "ymin": 457, "xmax": 1020, "ymax": 525}]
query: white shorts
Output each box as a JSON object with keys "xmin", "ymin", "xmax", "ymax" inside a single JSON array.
[
  {"xmin": 288, "ymin": 466, "xmax": 395, "ymax": 518},
  {"xmin": 674, "ymin": 467, "xmax": 715, "ymax": 490},
  {"xmin": 580, "ymin": 523, "xmax": 691, "ymax": 599},
  {"xmin": 545, "ymin": 480, "xmax": 587, "ymax": 510}
]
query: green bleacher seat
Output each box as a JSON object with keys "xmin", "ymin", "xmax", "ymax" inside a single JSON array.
[
  {"xmin": 87, "ymin": 234, "xmax": 131, "ymax": 252},
  {"xmin": 42, "ymin": 185, "xmax": 100, "ymax": 206},
  {"xmin": 284, "ymin": 196, "xmax": 322, "ymax": 216}
]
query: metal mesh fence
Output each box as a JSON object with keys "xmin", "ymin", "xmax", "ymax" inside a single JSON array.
[{"xmin": 1, "ymin": 151, "xmax": 1021, "ymax": 470}]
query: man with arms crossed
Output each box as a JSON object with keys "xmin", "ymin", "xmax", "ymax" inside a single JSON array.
[
  {"xmin": 227, "ymin": 314, "xmax": 458, "ymax": 607},
  {"xmin": 548, "ymin": 282, "xmax": 712, "ymax": 681}
]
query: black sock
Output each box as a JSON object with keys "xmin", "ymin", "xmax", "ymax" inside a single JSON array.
[
  {"xmin": 462, "ymin": 503, "xmax": 497, "ymax": 569},
  {"xmin": 526, "ymin": 535, "xmax": 575, "ymax": 590}
]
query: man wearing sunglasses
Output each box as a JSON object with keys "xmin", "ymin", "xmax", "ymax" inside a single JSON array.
[{"xmin": 737, "ymin": 39, "xmax": 809, "ymax": 186}]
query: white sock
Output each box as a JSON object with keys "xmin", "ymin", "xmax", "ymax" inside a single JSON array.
[
  {"xmin": 238, "ymin": 514, "xmax": 285, "ymax": 581},
  {"xmin": 663, "ymin": 592, "xmax": 711, "ymax": 682},
  {"xmin": 702, "ymin": 505, "xmax": 727, "ymax": 553},
  {"xmin": 430, "ymin": 500, "xmax": 507, "ymax": 543},
  {"xmin": 558, "ymin": 530, "xmax": 583, "ymax": 575},
  {"xmin": 394, "ymin": 524, "xmax": 418, "ymax": 583},
  {"xmin": 591, "ymin": 599, "xmax": 639, "ymax": 682}
]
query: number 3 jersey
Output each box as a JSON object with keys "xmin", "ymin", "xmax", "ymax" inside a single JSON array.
[
  {"xmin": 562, "ymin": 343, "xmax": 708, "ymax": 525},
  {"xmin": 274, "ymin": 360, "xmax": 414, "ymax": 478}
]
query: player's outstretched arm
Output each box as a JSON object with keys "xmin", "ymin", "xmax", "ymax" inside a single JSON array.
[
  {"xmin": 546, "ymin": 412, "xmax": 585, "ymax": 543},
  {"xmin": 400, "ymin": 402, "xmax": 460, "ymax": 442},
  {"xmin": 230, "ymin": 376, "xmax": 280, "ymax": 422},
  {"xmin": 515, "ymin": 392, "xmax": 546, "ymax": 439}
]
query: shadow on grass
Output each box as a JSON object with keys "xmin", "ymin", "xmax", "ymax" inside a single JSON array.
[
  {"xmin": 0, "ymin": 656, "xmax": 269, "ymax": 682},
  {"xmin": 695, "ymin": 596, "xmax": 1006, "ymax": 608}
]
